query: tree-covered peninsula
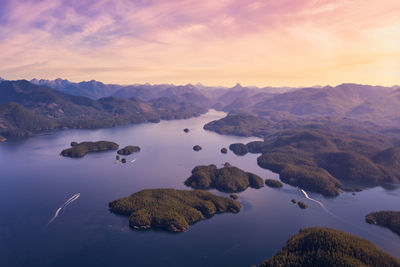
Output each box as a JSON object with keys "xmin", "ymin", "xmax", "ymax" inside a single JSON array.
[{"xmin": 366, "ymin": 211, "xmax": 400, "ymax": 236}]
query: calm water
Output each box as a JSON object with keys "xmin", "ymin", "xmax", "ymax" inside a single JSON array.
[{"xmin": 0, "ymin": 110, "xmax": 399, "ymax": 267}]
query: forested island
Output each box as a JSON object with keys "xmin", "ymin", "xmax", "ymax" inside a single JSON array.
[
  {"xmin": 61, "ymin": 141, "xmax": 119, "ymax": 158},
  {"xmin": 184, "ymin": 162, "xmax": 264, "ymax": 193},
  {"xmin": 259, "ymin": 227, "xmax": 400, "ymax": 267},
  {"xmin": 117, "ymin": 145, "xmax": 141, "ymax": 155},
  {"xmin": 108, "ymin": 189, "xmax": 241, "ymax": 232},
  {"xmin": 366, "ymin": 211, "xmax": 400, "ymax": 236}
]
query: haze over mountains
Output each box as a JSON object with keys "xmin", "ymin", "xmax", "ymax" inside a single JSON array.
[
  {"xmin": 27, "ymin": 77, "xmax": 400, "ymax": 125},
  {"xmin": 0, "ymin": 77, "xmax": 399, "ymax": 140}
]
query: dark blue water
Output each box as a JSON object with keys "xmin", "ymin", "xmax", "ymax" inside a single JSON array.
[{"xmin": 0, "ymin": 110, "xmax": 399, "ymax": 267}]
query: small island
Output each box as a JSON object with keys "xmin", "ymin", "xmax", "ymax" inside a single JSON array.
[
  {"xmin": 265, "ymin": 179, "xmax": 283, "ymax": 188},
  {"xmin": 108, "ymin": 189, "xmax": 241, "ymax": 232},
  {"xmin": 193, "ymin": 145, "xmax": 202, "ymax": 151},
  {"xmin": 229, "ymin": 143, "xmax": 248, "ymax": 156},
  {"xmin": 183, "ymin": 128, "xmax": 189, "ymax": 133},
  {"xmin": 221, "ymin": 147, "xmax": 228, "ymax": 154},
  {"xmin": 259, "ymin": 227, "xmax": 400, "ymax": 267},
  {"xmin": 297, "ymin": 201, "xmax": 308, "ymax": 209},
  {"xmin": 365, "ymin": 211, "xmax": 400, "ymax": 236},
  {"xmin": 184, "ymin": 162, "xmax": 264, "ymax": 193},
  {"xmin": 61, "ymin": 141, "xmax": 119, "ymax": 158},
  {"xmin": 0, "ymin": 136, "xmax": 6, "ymax": 142},
  {"xmin": 291, "ymin": 199, "xmax": 297, "ymax": 204},
  {"xmin": 117, "ymin": 145, "xmax": 141, "ymax": 155}
]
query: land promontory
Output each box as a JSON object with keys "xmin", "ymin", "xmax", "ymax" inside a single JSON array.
[
  {"xmin": 365, "ymin": 211, "xmax": 400, "ymax": 236},
  {"xmin": 265, "ymin": 179, "xmax": 283, "ymax": 188},
  {"xmin": 108, "ymin": 189, "xmax": 241, "ymax": 232}
]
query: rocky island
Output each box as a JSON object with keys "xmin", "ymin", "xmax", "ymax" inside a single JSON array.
[
  {"xmin": 108, "ymin": 189, "xmax": 241, "ymax": 232},
  {"xmin": 117, "ymin": 145, "xmax": 141, "ymax": 155},
  {"xmin": 193, "ymin": 145, "xmax": 202, "ymax": 151},
  {"xmin": 61, "ymin": 141, "xmax": 119, "ymax": 158},
  {"xmin": 184, "ymin": 162, "xmax": 264, "ymax": 193},
  {"xmin": 259, "ymin": 227, "xmax": 400, "ymax": 267},
  {"xmin": 297, "ymin": 201, "xmax": 308, "ymax": 209},
  {"xmin": 221, "ymin": 147, "xmax": 228, "ymax": 154},
  {"xmin": 365, "ymin": 211, "xmax": 400, "ymax": 236}
]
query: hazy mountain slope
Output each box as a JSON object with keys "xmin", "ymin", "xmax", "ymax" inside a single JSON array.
[
  {"xmin": 213, "ymin": 83, "xmax": 257, "ymax": 110},
  {"xmin": 149, "ymin": 95, "xmax": 208, "ymax": 120},
  {"xmin": 0, "ymin": 80, "xmax": 161, "ymax": 135},
  {"xmin": 348, "ymin": 89, "xmax": 400, "ymax": 125},
  {"xmin": 0, "ymin": 102, "xmax": 56, "ymax": 137},
  {"xmin": 254, "ymin": 84, "xmax": 390, "ymax": 116},
  {"xmin": 0, "ymin": 80, "xmax": 105, "ymax": 118},
  {"xmin": 112, "ymin": 84, "xmax": 172, "ymax": 100},
  {"xmin": 31, "ymin": 78, "xmax": 123, "ymax": 99}
]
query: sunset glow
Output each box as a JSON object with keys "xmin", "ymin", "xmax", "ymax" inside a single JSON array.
[{"xmin": 1, "ymin": 0, "xmax": 399, "ymax": 86}]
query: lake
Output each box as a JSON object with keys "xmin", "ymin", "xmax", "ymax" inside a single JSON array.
[{"xmin": 0, "ymin": 110, "xmax": 399, "ymax": 267}]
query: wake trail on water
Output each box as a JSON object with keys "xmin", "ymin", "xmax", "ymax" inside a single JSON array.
[
  {"xmin": 47, "ymin": 193, "xmax": 80, "ymax": 226},
  {"xmin": 300, "ymin": 189, "xmax": 337, "ymax": 217},
  {"xmin": 299, "ymin": 188, "xmax": 393, "ymax": 242}
]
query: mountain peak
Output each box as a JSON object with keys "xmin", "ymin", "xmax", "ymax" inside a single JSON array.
[{"xmin": 231, "ymin": 83, "xmax": 244, "ymax": 90}]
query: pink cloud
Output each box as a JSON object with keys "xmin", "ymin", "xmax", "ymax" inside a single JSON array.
[{"xmin": 0, "ymin": 0, "xmax": 399, "ymax": 86}]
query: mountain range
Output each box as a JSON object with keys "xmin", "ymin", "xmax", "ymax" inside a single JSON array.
[{"xmin": 1, "ymin": 77, "xmax": 399, "ymax": 141}]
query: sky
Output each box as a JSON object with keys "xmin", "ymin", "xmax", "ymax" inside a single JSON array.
[{"xmin": 0, "ymin": 0, "xmax": 399, "ymax": 87}]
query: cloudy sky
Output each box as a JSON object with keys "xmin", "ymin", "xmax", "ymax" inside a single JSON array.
[{"xmin": 0, "ymin": 0, "xmax": 399, "ymax": 86}]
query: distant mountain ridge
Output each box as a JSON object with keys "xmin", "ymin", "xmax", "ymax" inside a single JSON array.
[
  {"xmin": 1, "ymin": 77, "xmax": 400, "ymax": 141},
  {"xmin": 0, "ymin": 80, "xmax": 214, "ymax": 139},
  {"xmin": 0, "ymin": 80, "xmax": 160, "ymax": 138},
  {"xmin": 31, "ymin": 78, "xmax": 124, "ymax": 99},
  {"xmin": 29, "ymin": 78, "xmax": 400, "ymax": 126}
]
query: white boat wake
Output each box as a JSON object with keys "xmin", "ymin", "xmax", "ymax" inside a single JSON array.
[
  {"xmin": 47, "ymin": 193, "xmax": 80, "ymax": 225},
  {"xmin": 300, "ymin": 189, "xmax": 338, "ymax": 218},
  {"xmin": 299, "ymin": 188, "xmax": 394, "ymax": 243}
]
